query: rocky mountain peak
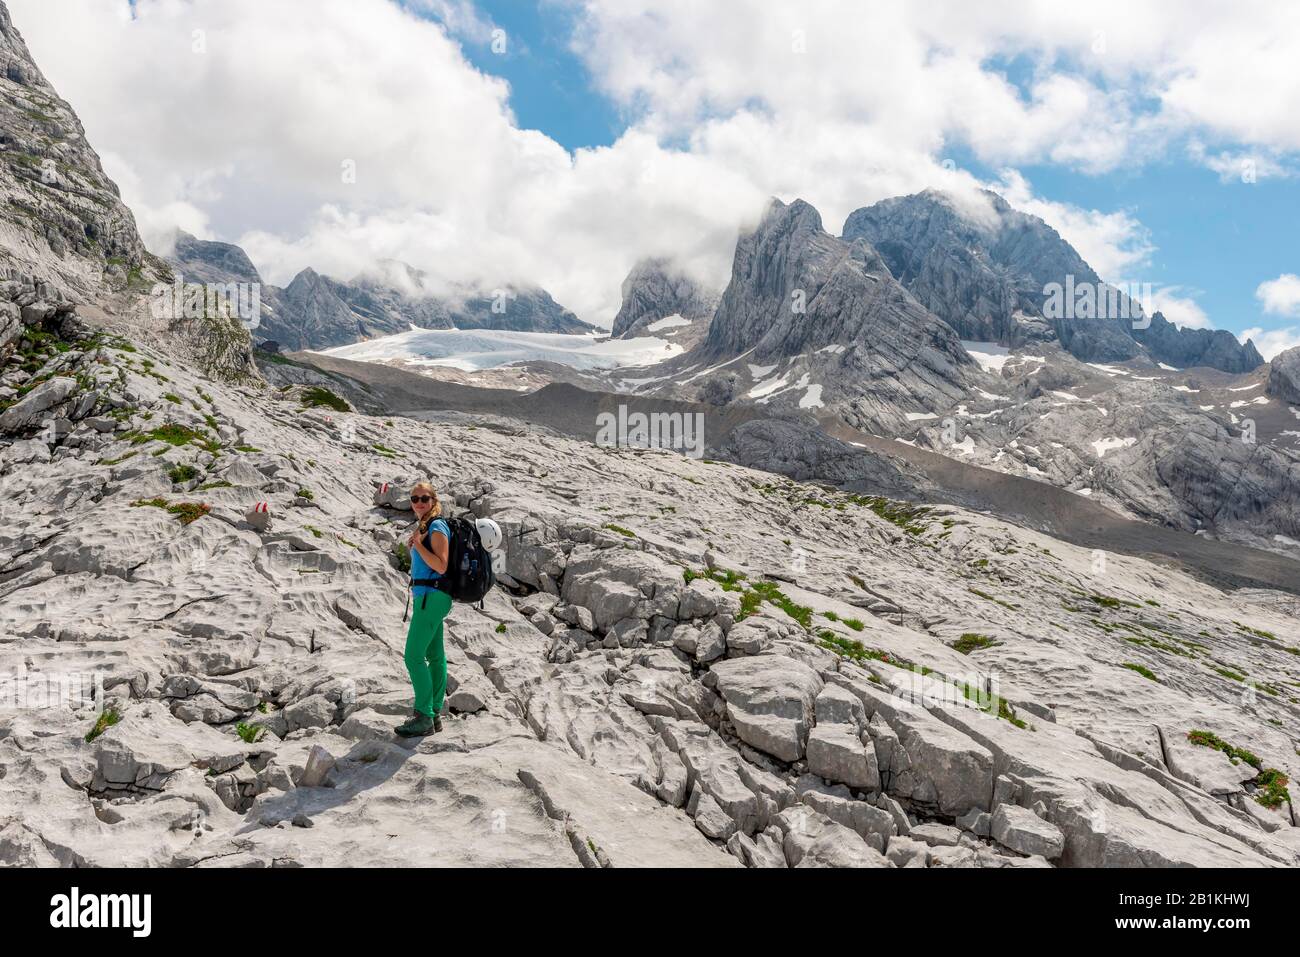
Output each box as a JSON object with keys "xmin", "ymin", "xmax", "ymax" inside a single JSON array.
[
  {"xmin": 1267, "ymin": 345, "xmax": 1300, "ymax": 404},
  {"xmin": 170, "ymin": 231, "xmax": 262, "ymax": 286},
  {"xmin": 704, "ymin": 196, "xmax": 950, "ymax": 361},
  {"xmin": 843, "ymin": 189, "xmax": 1263, "ymax": 373},
  {"xmin": 0, "ymin": 1, "xmax": 256, "ymax": 383},
  {"xmin": 0, "ymin": 1, "xmax": 147, "ymax": 299},
  {"xmin": 611, "ymin": 257, "xmax": 720, "ymax": 340},
  {"xmin": 1135, "ymin": 311, "xmax": 1264, "ymax": 374},
  {"xmin": 285, "ymin": 266, "xmax": 323, "ymax": 291},
  {"xmin": 681, "ymin": 197, "xmax": 973, "ymax": 432}
]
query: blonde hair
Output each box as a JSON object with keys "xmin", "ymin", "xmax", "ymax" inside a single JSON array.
[{"xmin": 411, "ymin": 481, "xmax": 442, "ymax": 533}]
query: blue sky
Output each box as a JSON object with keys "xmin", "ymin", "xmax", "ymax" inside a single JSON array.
[
  {"xmin": 1014, "ymin": 159, "xmax": 1297, "ymax": 338},
  {"xmin": 444, "ymin": 0, "xmax": 623, "ymax": 151},
  {"xmin": 977, "ymin": 52, "xmax": 1300, "ymax": 339}
]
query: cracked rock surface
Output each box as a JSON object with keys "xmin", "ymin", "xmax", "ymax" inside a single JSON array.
[{"xmin": 2, "ymin": 312, "xmax": 1298, "ymax": 867}]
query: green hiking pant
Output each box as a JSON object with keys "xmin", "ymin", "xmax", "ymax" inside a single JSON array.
[{"xmin": 404, "ymin": 589, "xmax": 453, "ymax": 718}]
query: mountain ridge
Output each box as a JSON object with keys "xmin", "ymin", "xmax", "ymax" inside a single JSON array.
[
  {"xmin": 168, "ymin": 231, "xmax": 596, "ymax": 351},
  {"xmin": 843, "ymin": 188, "xmax": 1263, "ymax": 374}
]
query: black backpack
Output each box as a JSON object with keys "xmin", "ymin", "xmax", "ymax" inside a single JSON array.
[
  {"xmin": 438, "ymin": 513, "xmax": 496, "ymax": 604},
  {"xmin": 405, "ymin": 513, "xmax": 496, "ymax": 619}
]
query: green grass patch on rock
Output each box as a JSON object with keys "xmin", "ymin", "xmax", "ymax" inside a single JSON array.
[
  {"xmin": 131, "ymin": 498, "xmax": 211, "ymax": 526},
  {"xmin": 1186, "ymin": 730, "xmax": 1260, "ymax": 769},
  {"xmin": 1234, "ymin": 621, "xmax": 1277, "ymax": 641},
  {"xmin": 749, "ymin": 579, "xmax": 812, "ymax": 628},
  {"xmin": 301, "ymin": 386, "xmax": 350, "ymax": 413},
  {"xmin": 1187, "ymin": 730, "xmax": 1290, "ymax": 809},
  {"xmin": 129, "ymin": 423, "xmax": 205, "ymax": 447},
  {"xmin": 845, "ymin": 494, "xmax": 932, "ymax": 536},
  {"xmin": 951, "ymin": 633, "xmax": 1001, "ymax": 655},
  {"xmin": 1213, "ymin": 666, "xmax": 1247, "ymax": 683},
  {"xmin": 85, "ymin": 708, "xmax": 121, "ymax": 743},
  {"xmin": 1121, "ymin": 662, "xmax": 1158, "ymax": 682},
  {"xmin": 819, "ymin": 633, "xmax": 918, "ymax": 671},
  {"xmin": 684, "ymin": 568, "xmax": 812, "ymax": 628},
  {"xmin": 1254, "ymin": 769, "xmax": 1291, "ymax": 809},
  {"xmin": 1089, "ymin": 593, "xmax": 1143, "ymax": 610},
  {"xmin": 969, "ymin": 588, "xmax": 1020, "ymax": 611}
]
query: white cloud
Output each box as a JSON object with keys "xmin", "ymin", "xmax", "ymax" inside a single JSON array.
[
  {"xmin": 1256, "ymin": 274, "xmax": 1300, "ymax": 318},
  {"xmin": 10, "ymin": 0, "xmax": 766, "ymax": 321},
  {"xmin": 1189, "ymin": 143, "xmax": 1294, "ymax": 183},
  {"xmin": 1239, "ymin": 326, "xmax": 1300, "ymax": 361},
  {"xmin": 569, "ymin": 0, "xmax": 1300, "ymax": 164},
  {"xmin": 9, "ymin": 0, "xmax": 1297, "ymax": 328},
  {"xmin": 1136, "ymin": 286, "xmax": 1212, "ymax": 330}
]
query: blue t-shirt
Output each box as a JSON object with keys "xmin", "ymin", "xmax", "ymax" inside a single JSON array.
[{"xmin": 411, "ymin": 518, "xmax": 449, "ymax": 596}]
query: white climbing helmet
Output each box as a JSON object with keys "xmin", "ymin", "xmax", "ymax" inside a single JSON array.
[{"xmin": 475, "ymin": 518, "xmax": 502, "ymax": 551}]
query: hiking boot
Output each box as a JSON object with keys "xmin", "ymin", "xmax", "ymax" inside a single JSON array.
[
  {"xmin": 395, "ymin": 712, "xmax": 436, "ymax": 738},
  {"xmin": 433, "ymin": 714, "xmax": 443, "ymax": 733}
]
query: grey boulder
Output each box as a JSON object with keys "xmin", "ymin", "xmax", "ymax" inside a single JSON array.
[{"xmin": 709, "ymin": 655, "xmax": 822, "ymax": 762}]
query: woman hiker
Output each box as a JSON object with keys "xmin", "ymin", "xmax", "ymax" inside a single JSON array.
[{"xmin": 396, "ymin": 481, "xmax": 452, "ymax": 737}]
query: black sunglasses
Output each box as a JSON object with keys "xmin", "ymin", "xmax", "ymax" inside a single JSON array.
[{"xmin": 410, "ymin": 495, "xmax": 433, "ymax": 504}]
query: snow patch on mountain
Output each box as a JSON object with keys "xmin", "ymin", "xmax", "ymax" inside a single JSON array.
[
  {"xmin": 748, "ymin": 374, "xmax": 791, "ymax": 399},
  {"xmin": 1088, "ymin": 364, "xmax": 1130, "ymax": 377},
  {"xmin": 960, "ymin": 341, "xmax": 1011, "ymax": 373},
  {"xmin": 646, "ymin": 314, "xmax": 691, "ymax": 332},
  {"xmin": 798, "ymin": 384, "xmax": 825, "ymax": 409},
  {"xmin": 1092, "ymin": 437, "xmax": 1138, "ymax": 457}
]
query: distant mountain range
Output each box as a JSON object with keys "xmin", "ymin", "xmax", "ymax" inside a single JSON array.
[
  {"xmin": 171, "ymin": 185, "xmax": 1265, "ymax": 377},
  {"xmin": 168, "ymin": 232, "xmax": 596, "ymax": 351},
  {"xmin": 606, "ymin": 193, "xmax": 1296, "ymax": 555}
]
